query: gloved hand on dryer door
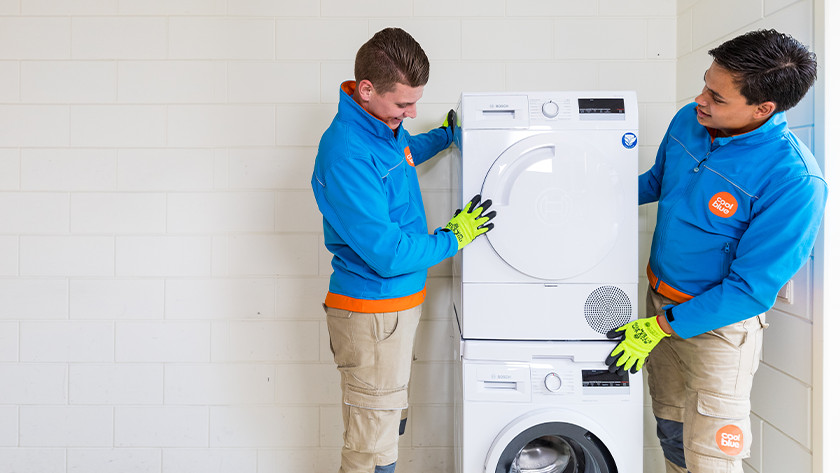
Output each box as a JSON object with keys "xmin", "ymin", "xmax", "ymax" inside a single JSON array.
[{"xmin": 443, "ymin": 194, "xmax": 496, "ymax": 250}]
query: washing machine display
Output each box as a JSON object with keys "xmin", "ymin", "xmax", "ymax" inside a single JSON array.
[{"xmin": 453, "ymin": 91, "xmax": 639, "ymax": 341}]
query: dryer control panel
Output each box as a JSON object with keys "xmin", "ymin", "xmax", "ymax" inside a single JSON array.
[{"xmin": 459, "ymin": 91, "xmax": 638, "ymax": 131}]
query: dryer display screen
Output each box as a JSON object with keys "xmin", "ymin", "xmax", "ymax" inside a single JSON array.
[
  {"xmin": 578, "ymin": 98, "xmax": 625, "ymax": 116},
  {"xmin": 581, "ymin": 369, "xmax": 629, "ymax": 387}
]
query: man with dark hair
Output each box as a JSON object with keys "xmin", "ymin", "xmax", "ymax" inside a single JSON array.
[
  {"xmin": 605, "ymin": 29, "xmax": 827, "ymax": 473},
  {"xmin": 312, "ymin": 27, "xmax": 495, "ymax": 473}
]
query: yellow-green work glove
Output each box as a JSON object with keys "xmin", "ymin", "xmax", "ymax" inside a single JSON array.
[
  {"xmin": 443, "ymin": 194, "xmax": 496, "ymax": 250},
  {"xmin": 439, "ymin": 109, "xmax": 457, "ymax": 142},
  {"xmin": 605, "ymin": 316, "xmax": 670, "ymax": 374}
]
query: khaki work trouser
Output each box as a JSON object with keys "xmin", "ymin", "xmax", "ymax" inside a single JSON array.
[
  {"xmin": 325, "ymin": 304, "xmax": 422, "ymax": 473},
  {"xmin": 646, "ymin": 288, "xmax": 767, "ymax": 473}
]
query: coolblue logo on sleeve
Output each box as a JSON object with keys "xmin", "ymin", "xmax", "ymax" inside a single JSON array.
[{"xmin": 622, "ymin": 132, "xmax": 638, "ymax": 149}]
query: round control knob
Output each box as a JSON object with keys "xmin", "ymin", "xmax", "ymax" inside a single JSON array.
[
  {"xmin": 544, "ymin": 372, "xmax": 562, "ymax": 392},
  {"xmin": 542, "ymin": 101, "xmax": 560, "ymax": 118}
]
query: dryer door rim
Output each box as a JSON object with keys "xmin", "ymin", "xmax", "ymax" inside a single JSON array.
[{"xmin": 478, "ymin": 131, "xmax": 629, "ymax": 281}]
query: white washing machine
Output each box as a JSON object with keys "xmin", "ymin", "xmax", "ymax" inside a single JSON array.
[
  {"xmin": 452, "ymin": 91, "xmax": 639, "ymax": 341},
  {"xmin": 454, "ymin": 339, "xmax": 643, "ymax": 473}
]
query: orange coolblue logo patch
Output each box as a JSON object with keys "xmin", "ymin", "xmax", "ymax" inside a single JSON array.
[
  {"xmin": 709, "ymin": 192, "xmax": 738, "ymax": 218},
  {"xmin": 716, "ymin": 424, "xmax": 744, "ymax": 455},
  {"xmin": 404, "ymin": 147, "xmax": 415, "ymax": 166}
]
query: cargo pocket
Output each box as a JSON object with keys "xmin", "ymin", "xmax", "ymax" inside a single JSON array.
[
  {"xmin": 687, "ymin": 390, "xmax": 751, "ymax": 460},
  {"xmin": 345, "ymin": 383, "xmax": 408, "ymax": 411},
  {"xmin": 344, "ymin": 402, "xmax": 402, "ymax": 456}
]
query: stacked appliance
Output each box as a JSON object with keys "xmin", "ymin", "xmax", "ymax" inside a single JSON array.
[{"xmin": 451, "ymin": 92, "xmax": 642, "ymax": 473}]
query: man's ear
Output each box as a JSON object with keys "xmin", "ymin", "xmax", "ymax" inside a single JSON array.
[
  {"xmin": 356, "ymin": 79, "xmax": 374, "ymax": 102},
  {"xmin": 754, "ymin": 101, "xmax": 777, "ymax": 120}
]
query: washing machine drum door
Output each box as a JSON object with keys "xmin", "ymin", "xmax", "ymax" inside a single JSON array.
[
  {"xmin": 513, "ymin": 436, "xmax": 574, "ymax": 472},
  {"xmin": 481, "ymin": 132, "xmax": 625, "ymax": 280},
  {"xmin": 492, "ymin": 422, "xmax": 617, "ymax": 473}
]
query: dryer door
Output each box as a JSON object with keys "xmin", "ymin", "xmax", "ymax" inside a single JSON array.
[
  {"xmin": 487, "ymin": 422, "xmax": 617, "ymax": 473},
  {"xmin": 481, "ymin": 132, "xmax": 626, "ymax": 280}
]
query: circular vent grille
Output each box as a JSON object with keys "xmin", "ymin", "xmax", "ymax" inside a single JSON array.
[{"xmin": 584, "ymin": 286, "xmax": 632, "ymax": 334}]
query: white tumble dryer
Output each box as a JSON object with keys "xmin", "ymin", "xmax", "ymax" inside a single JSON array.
[{"xmin": 452, "ymin": 91, "xmax": 639, "ymax": 341}]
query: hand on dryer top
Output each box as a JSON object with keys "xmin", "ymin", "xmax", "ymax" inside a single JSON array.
[
  {"xmin": 443, "ymin": 194, "xmax": 495, "ymax": 251},
  {"xmin": 605, "ymin": 315, "xmax": 670, "ymax": 375}
]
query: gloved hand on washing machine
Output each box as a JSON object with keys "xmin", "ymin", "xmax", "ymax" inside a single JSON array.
[
  {"xmin": 605, "ymin": 315, "xmax": 671, "ymax": 374},
  {"xmin": 439, "ymin": 109, "xmax": 457, "ymax": 143},
  {"xmin": 442, "ymin": 194, "xmax": 495, "ymax": 250}
]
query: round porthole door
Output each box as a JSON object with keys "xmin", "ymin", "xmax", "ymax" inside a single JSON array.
[
  {"xmin": 480, "ymin": 132, "xmax": 626, "ymax": 280},
  {"xmin": 488, "ymin": 422, "xmax": 617, "ymax": 473}
]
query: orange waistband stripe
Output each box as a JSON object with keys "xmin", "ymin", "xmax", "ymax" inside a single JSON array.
[
  {"xmin": 647, "ymin": 263, "xmax": 694, "ymax": 304},
  {"xmin": 325, "ymin": 288, "xmax": 426, "ymax": 313}
]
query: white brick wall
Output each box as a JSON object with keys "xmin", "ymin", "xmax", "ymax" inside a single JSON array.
[
  {"xmin": 72, "ymin": 193, "xmax": 167, "ymax": 234},
  {"xmin": 21, "ymin": 236, "xmax": 114, "ymax": 276},
  {"xmin": 69, "ymin": 279, "xmax": 165, "ymax": 319},
  {"xmin": 70, "ymin": 364, "xmax": 164, "ymax": 405},
  {"xmin": 161, "ymin": 449, "xmax": 255, "ymax": 473},
  {"xmin": 21, "ymin": 62, "xmax": 117, "ymax": 103},
  {"xmin": 0, "ymin": 17, "xmax": 71, "ymax": 59},
  {"xmin": 0, "ymin": 1, "xmax": 816, "ymax": 472},
  {"xmin": 0, "ymin": 279, "xmax": 68, "ymax": 319},
  {"xmin": 72, "ymin": 105, "xmax": 167, "ymax": 147},
  {"xmin": 0, "ymin": 105, "xmax": 69, "ymax": 146},
  {"xmin": 22, "ymin": 149, "xmax": 117, "ymax": 191},
  {"xmin": 0, "ymin": 449, "xmax": 65, "ymax": 473},
  {"xmin": 0, "ymin": 322, "xmax": 18, "ymax": 361},
  {"xmin": 69, "ymin": 449, "xmax": 162, "ymax": 473},
  {"xmin": 117, "ymin": 149, "xmax": 216, "ymax": 190},
  {"xmin": 169, "ymin": 18, "xmax": 275, "ymax": 60},
  {"xmin": 20, "ymin": 406, "xmax": 113, "ymax": 447},
  {"xmin": 20, "ymin": 321, "xmax": 114, "ymax": 362},
  {"xmin": 72, "ymin": 18, "xmax": 168, "ymax": 59},
  {"xmin": 115, "ymin": 407, "xmax": 209, "ymax": 447},
  {"xmin": 0, "ymin": 193, "xmax": 69, "ymax": 233}
]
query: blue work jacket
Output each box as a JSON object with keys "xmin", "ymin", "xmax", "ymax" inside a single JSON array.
[
  {"xmin": 641, "ymin": 102, "xmax": 827, "ymax": 338},
  {"xmin": 312, "ymin": 81, "xmax": 456, "ymax": 312}
]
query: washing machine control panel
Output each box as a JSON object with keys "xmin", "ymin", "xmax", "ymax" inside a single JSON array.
[{"xmin": 531, "ymin": 362, "xmax": 631, "ymax": 399}]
